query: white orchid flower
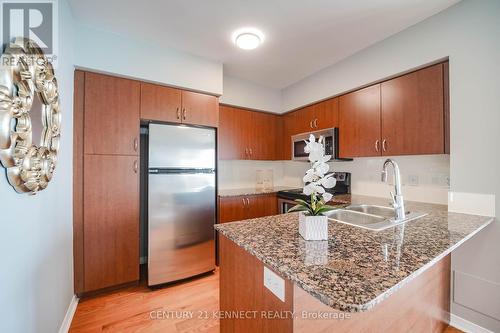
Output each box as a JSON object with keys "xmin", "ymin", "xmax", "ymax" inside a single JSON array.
[
  {"xmin": 321, "ymin": 175, "xmax": 337, "ymax": 189},
  {"xmin": 289, "ymin": 134, "xmax": 338, "ymax": 216},
  {"xmin": 313, "ymin": 162, "xmax": 329, "ymax": 177},
  {"xmin": 322, "ymin": 192, "xmax": 333, "ymax": 203},
  {"xmin": 303, "ymin": 169, "xmax": 318, "ymax": 183}
]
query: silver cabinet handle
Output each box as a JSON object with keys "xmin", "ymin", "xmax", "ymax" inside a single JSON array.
[
  {"xmin": 246, "ymin": 198, "xmax": 250, "ymax": 206},
  {"xmin": 382, "ymin": 139, "xmax": 387, "ymax": 152},
  {"xmin": 182, "ymin": 108, "xmax": 187, "ymax": 120},
  {"xmin": 242, "ymin": 198, "xmax": 246, "ymax": 206},
  {"xmin": 249, "ymin": 148, "xmax": 253, "ymax": 156},
  {"xmin": 245, "ymin": 148, "xmax": 249, "ymax": 157},
  {"xmin": 314, "ymin": 118, "xmax": 318, "ymax": 128},
  {"xmin": 176, "ymin": 107, "xmax": 180, "ymax": 119},
  {"xmin": 134, "ymin": 137, "xmax": 138, "ymax": 152},
  {"xmin": 133, "ymin": 160, "xmax": 138, "ymax": 173},
  {"xmin": 375, "ymin": 140, "xmax": 380, "ymax": 152}
]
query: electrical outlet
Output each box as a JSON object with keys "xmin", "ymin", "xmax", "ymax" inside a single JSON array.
[
  {"xmin": 263, "ymin": 266, "xmax": 285, "ymax": 302},
  {"xmin": 407, "ymin": 175, "xmax": 419, "ymax": 186}
]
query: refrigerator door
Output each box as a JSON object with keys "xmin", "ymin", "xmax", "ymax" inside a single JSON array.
[
  {"xmin": 149, "ymin": 123, "xmax": 216, "ymax": 169},
  {"xmin": 148, "ymin": 171, "xmax": 216, "ymax": 286}
]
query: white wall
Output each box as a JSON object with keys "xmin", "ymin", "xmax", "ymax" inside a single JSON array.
[
  {"xmin": 74, "ymin": 23, "xmax": 223, "ymax": 95},
  {"xmin": 282, "ymin": 155, "xmax": 450, "ymax": 205},
  {"xmin": 219, "ymin": 160, "xmax": 285, "ymax": 189},
  {"xmin": 0, "ymin": 0, "xmax": 75, "ymax": 332},
  {"xmin": 220, "ymin": 75, "xmax": 282, "ymax": 113},
  {"xmin": 219, "ymin": 156, "xmax": 449, "ymax": 205},
  {"xmin": 281, "ymin": 1, "xmax": 500, "ymax": 330}
]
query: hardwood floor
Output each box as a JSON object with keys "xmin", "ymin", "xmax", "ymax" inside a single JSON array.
[
  {"xmin": 69, "ymin": 269, "xmax": 219, "ymax": 333},
  {"xmin": 70, "ymin": 267, "xmax": 462, "ymax": 333}
]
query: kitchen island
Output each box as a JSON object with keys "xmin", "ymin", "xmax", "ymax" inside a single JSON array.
[{"xmin": 214, "ymin": 195, "xmax": 493, "ymax": 333}]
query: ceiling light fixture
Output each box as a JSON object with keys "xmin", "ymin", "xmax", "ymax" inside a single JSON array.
[{"xmin": 232, "ymin": 28, "xmax": 264, "ymax": 50}]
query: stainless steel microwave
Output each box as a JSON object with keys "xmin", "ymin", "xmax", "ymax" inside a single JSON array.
[{"xmin": 292, "ymin": 127, "xmax": 351, "ymax": 161}]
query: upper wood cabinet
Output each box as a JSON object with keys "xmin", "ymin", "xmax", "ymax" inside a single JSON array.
[
  {"xmin": 381, "ymin": 63, "xmax": 445, "ymax": 155},
  {"xmin": 83, "ymin": 154, "xmax": 139, "ymax": 292},
  {"xmin": 140, "ymin": 83, "xmax": 218, "ymax": 128},
  {"xmin": 140, "ymin": 83, "xmax": 182, "ymax": 123},
  {"xmin": 181, "ymin": 91, "xmax": 219, "ymax": 127},
  {"xmin": 252, "ymin": 111, "xmax": 279, "ymax": 160},
  {"xmin": 282, "ymin": 98, "xmax": 339, "ymax": 159},
  {"xmin": 84, "ymin": 72, "xmax": 140, "ymax": 156},
  {"xmin": 339, "ymin": 62, "xmax": 448, "ymax": 158},
  {"xmin": 339, "ymin": 85, "xmax": 382, "ymax": 158},
  {"xmin": 219, "ymin": 105, "xmax": 279, "ymax": 160},
  {"xmin": 219, "ymin": 194, "xmax": 278, "ymax": 223}
]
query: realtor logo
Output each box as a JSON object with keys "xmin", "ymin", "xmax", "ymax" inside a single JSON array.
[{"xmin": 1, "ymin": 0, "xmax": 57, "ymax": 59}]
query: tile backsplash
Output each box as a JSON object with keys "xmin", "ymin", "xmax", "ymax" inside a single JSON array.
[{"xmin": 219, "ymin": 155, "xmax": 450, "ymax": 204}]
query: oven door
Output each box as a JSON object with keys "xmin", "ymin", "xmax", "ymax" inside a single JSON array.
[{"xmin": 278, "ymin": 198, "xmax": 298, "ymax": 214}]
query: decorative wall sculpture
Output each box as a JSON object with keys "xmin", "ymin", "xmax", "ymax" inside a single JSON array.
[{"xmin": 0, "ymin": 37, "xmax": 61, "ymax": 194}]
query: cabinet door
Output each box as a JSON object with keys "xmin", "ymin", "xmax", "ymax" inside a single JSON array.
[
  {"xmin": 260, "ymin": 194, "xmax": 278, "ymax": 216},
  {"xmin": 282, "ymin": 111, "xmax": 301, "ymax": 160},
  {"xmin": 308, "ymin": 98, "xmax": 339, "ymax": 130},
  {"xmin": 381, "ymin": 63, "xmax": 444, "ymax": 155},
  {"xmin": 339, "ymin": 84, "xmax": 382, "ymax": 158},
  {"xmin": 246, "ymin": 194, "xmax": 278, "ymax": 219},
  {"xmin": 250, "ymin": 112, "xmax": 278, "ymax": 160},
  {"xmin": 84, "ymin": 72, "xmax": 140, "ymax": 155},
  {"xmin": 140, "ymin": 83, "xmax": 182, "ymax": 123},
  {"xmin": 181, "ymin": 91, "xmax": 218, "ymax": 127},
  {"xmin": 219, "ymin": 106, "xmax": 250, "ymax": 160},
  {"xmin": 219, "ymin": 196, "xmax": 247, "ymax": 223},
  {"xmin": 83, "ymin": 154, "xmax": 139, "ymax": 292}
]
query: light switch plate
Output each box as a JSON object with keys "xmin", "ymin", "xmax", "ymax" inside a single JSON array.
[{"xmin": 263, "ymin": 266, "xmax": 285, "ymax": 302}]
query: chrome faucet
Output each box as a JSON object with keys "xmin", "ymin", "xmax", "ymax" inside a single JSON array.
[{"xmin": 381, "ymin": 159, "xmax": 406, "ymax": 220}]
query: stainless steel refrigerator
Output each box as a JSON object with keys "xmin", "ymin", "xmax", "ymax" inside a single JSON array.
[{"xmin": 147, "ymin": 123, "xmax": 216, "ymax": 286}]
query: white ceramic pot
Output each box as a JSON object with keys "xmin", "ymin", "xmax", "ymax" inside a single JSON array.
[{"xmin": 299, "ymin": 212, "xmax": 329, "ymax": 241}]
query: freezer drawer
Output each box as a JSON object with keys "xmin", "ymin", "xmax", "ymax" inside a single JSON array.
[
  {"xmin": 148, "ymin": 123, "xmax": 216, "ymax": 169},
  {"xmin": 148, "ymin": 172, "xmax": 216, "ymax": 285}
]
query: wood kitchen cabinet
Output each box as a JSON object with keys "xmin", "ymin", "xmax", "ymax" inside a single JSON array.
[
  {"xmin": 181, "ymin": 90, "xmax": 219, "ymax": 127},
  {"xmin": 83, "ymin": 154, "xmax": 139, "ymax": 292},
  {"xmin": 84, "ymin": 72, "xmax": 140, "ymax": 156},
  {"xmin": 339, "ymin": 84, "xmax": 382, "ymax": 158},
  {"xmin": 219, "ymin": 194, "xmax": 278, "ymax": 223},
  {"xmin": 140, "ymin": 83, "xmax": 218, "ymax": 128},
  {"xmin": 339, "ymin": 62, "xmax": 448, "ymax": 158},
  {"xmin": 381, "ymin": 63, "xmax": 445, "ymax": 155},
  {"xmin": 140, "ymin": 83, "xmax": 182, "ymax": 123},
  {"xmin": 219, "ymin": 105, "xmax": 279, "ymax": 160},
  {"xmin": 282, "ymin": 98, "xmax": 339, "ymax": 159}
]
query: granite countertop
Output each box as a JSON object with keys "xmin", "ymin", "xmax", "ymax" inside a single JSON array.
[
  {"xmin": 218, "ymin": 186, "xmax": 297, "ymax": 197},
  {"xmin": 214, "ymin": 194, "xmax": 493, "ymax": 312}
]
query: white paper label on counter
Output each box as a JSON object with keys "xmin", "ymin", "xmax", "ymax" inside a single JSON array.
[{"xmin": 264, "ymin": 266, "xmax": 285, "ymax": 302}]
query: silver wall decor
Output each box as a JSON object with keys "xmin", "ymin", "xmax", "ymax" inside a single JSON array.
[{"xmin": 0, "ymin": 37, "xmax": 61, "ymax": 194}]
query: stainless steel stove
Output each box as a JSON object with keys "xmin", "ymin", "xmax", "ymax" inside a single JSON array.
[{"xmin": 277, "ymin": 172, "xmax": 351, "ymax": 214}]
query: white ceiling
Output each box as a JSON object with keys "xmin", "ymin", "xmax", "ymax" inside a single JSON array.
[{"xmin": 67, "ymin": 0, "xmax": 459, "ymax": 89}]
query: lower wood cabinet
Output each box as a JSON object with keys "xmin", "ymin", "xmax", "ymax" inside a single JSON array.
[
  {"xmin": 219, "ymin": 194, "xmax": 278, "ymax": 223},
  {"xmin": 82, "ymin": 154, "xmax": 140, "ymax": 293}
]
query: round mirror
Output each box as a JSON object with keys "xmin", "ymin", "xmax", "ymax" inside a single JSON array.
[{"xmin": 0, "ymin": 37, "xmax": 61, "ymax": 194}]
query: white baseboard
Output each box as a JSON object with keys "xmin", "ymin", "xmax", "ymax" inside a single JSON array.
[
  {"xmin": 59, "ymin": 295, "xmax": 79, "ymax": 333},
  {"xmin": 450, "ymin": 314, "xmax": 493, "ymax": 333}
]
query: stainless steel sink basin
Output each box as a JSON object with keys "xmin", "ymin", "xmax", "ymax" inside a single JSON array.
[
  {"xmin": 345, "ymin": 204, "xmax": 407, "ymax": 219},
  {"xmin": 324, "ymin": 205, "xmax": 427, "ymax": 231},
  {"xmin": 326, "ymin": 209, "xmax": 386, "ymax": 225}
]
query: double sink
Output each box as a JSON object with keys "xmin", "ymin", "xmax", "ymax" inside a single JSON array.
[{"xmin": 325, "ymin": 204, "xmax": 427, "ymax": 231}]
